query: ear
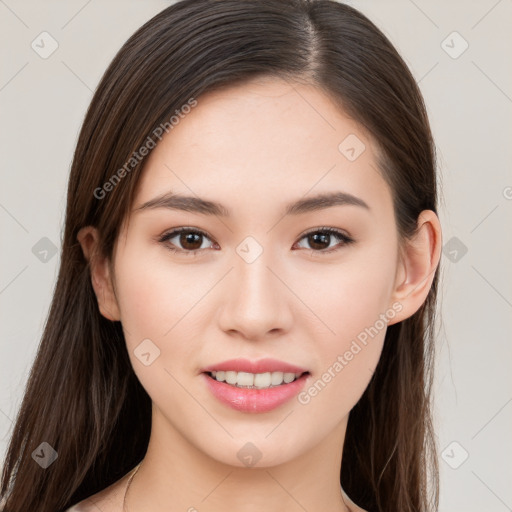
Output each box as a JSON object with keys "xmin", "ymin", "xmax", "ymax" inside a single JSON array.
[
  {"xmin": 387, "ymin": 210, "xmax": 442, "ymax": 325},
  {"xmin": 77, "ymin": 226, "xmax": 121, "ymax": 322}
]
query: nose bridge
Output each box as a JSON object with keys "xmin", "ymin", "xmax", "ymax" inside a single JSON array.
[
  {"xmin": 233, "ymin": 239, "xmax": 280, "ymax": 313},
  {"xmin": 217, "ymin": 237, "xmax": 292, "ymax": 339}
]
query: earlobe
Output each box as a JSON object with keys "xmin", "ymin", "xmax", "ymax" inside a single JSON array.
[
  {"xmin": 387, "ymin": 210, "xmax": 442, "ymax": 325},
  {"xmin": 77, "ymin": 226, "xmax": 121, "ymax": 322}
]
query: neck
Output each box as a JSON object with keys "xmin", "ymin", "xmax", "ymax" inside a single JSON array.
[{"xmin": 123, "ymin": 405, "xmax": 353, "ymax": 512}]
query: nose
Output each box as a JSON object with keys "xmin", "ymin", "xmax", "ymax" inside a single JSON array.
[{"xmin": 216, "ymin": 248, "xmax": 294, "ymax": 341}]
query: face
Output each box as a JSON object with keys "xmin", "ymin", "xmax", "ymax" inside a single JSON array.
[{"xmin": 105, "ymin": 77, "xmax": 408, "ymax": 468}]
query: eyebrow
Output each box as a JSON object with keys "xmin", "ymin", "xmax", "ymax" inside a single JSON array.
[{"xmin": 133, "ymin": 190, "xmax": 370, "ymax": 217}]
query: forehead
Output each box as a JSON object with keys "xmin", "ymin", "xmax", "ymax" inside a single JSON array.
[{"xmin": 133, "ymin": 77, "xmax": 392, "ymax": 220}]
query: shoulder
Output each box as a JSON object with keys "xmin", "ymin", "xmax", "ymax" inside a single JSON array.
[
  {"xmin": 64, "ymin": 503, "xmax": 93, "ymax": 512},
  {"xmin": 64, "ymin": 474, "xmax": 130, "ymax": 512},
  {"xmin": 64, "ymin": 464, "xmax": 138, "ymax": 512},
  {"xmin": 64, "ymin": 494, "xmax": 118, "ymax": 512},
  {"xmin": 64, "ymin": 496, "xmax": 111, "ymax": 511}
]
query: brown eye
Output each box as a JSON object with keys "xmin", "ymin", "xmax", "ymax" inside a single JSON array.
[
  {"xmin": 158, "ymin": 226, "xmax": 354, "ymax": 257},
  {"xmin": 176, "ymin": 231, "xmax": 203, "ymax": 250},
  {"xmin": 295, "ymin": 228, "xmax": 354, "ymax": 253},
  {"xmin": 159, "ymin": 228, "xmax": 215, "ymax": 255}
]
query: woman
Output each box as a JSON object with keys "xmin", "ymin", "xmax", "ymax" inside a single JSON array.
[{"xmin": 0, "ymin": 1, "xmax": 442, "ymax": 511}]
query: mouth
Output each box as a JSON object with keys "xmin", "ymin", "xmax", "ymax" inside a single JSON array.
[
  {"xmin": 203, "ymin": 370, "xmax": 310, "ymax": 390},
  {"xmin": 201, "ymin": 369, "xmax": 311, "ymax": 413},
  {"xmin": 199, "ymin": 358, "xmax": 311, "ymax": 412}
]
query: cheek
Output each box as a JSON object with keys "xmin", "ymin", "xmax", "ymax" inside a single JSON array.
[
  {"xmin": 296, "ymin": 246, "xmax": 397, "ymax": 409},
  {"xmin": 112, "ymin": 253, "xmax": 202, "ymax": 404},
  {"xmin": 301, "ymin": 241, "xmax": 396, "ymax": 336},
  {"xmin": 112, "ymin": 245, "xmax": 213, "ymax": 382},
  {"xmin": 297, "ymin": 288, "xmax": 388, "ymax": 421},
  {"xmin": 113, "ymin": 244, "xmax": 205, "ymax": 338}
]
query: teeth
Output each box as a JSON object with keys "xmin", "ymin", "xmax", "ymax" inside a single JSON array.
[{"xmin": 210, "ymin": 370, "xmax": 304, "ymax": 389}]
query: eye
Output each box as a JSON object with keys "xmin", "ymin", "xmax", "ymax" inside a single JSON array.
[
  {"xmin": 293, "ymin": 227, "xmax": 354, "ymax": 253},
  {"xmin": 158, "ymin": 226, "xmax": 354, "ymax": 256},
  {"xmin": 158, "ymin": 227, "xmax": 217, "ymax": 256}
]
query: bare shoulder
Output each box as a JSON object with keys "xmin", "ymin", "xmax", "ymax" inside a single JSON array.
[{"xmin": 64, "ymin": 470, "xmax": 133, "ymax": 512}]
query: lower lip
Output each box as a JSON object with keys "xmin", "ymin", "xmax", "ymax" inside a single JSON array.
[{"xmin": 202, "ymin": 372, "xmax": 310, "ymax": 413}]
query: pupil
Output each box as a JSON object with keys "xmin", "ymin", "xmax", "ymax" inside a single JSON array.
[
  {"xmin": 309, "ymin": 233, "xmax": 329, "ymax": 250},
  {"xmin": 181, "ymin": 232, "xmax": 202, "ymax": 250}
]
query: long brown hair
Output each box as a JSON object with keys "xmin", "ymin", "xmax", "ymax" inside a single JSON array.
[{"xmin": 1, "ymin": 1, "xmax": 440, "ymax": 510}]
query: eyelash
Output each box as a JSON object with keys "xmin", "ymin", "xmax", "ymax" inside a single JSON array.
[{"xmin": 158, "ymin": 226, "xmax": 355, "ymax": 257}]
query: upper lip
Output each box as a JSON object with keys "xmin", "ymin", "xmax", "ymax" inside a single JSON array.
[{"xmin": 201, "ymin": 358, "xmax": 309, "ymax": 375}]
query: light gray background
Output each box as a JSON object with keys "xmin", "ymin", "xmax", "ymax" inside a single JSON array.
[{"xmin": 1, "ymin": 1, "xmax": 511, "ymax": 510}]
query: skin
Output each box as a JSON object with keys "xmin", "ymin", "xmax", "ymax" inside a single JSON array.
[{"xmin": 76, "ymin": 76, "xmax": 442, "ymax": 512}]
